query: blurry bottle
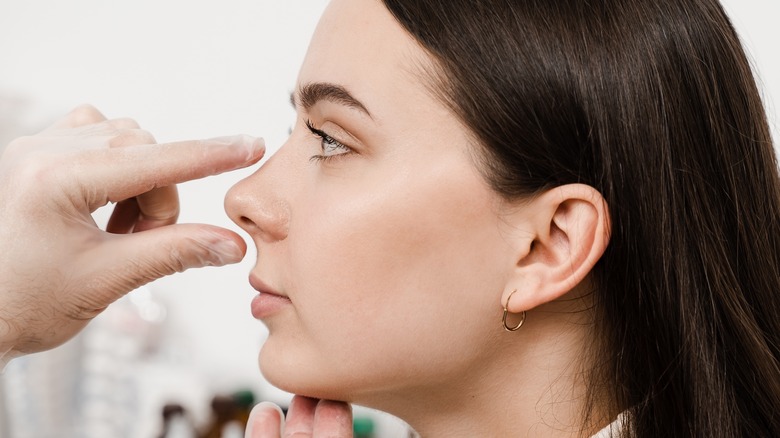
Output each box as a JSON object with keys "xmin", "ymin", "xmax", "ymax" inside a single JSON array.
[
  {"xmin": 201, "ymin": 389, "xmax": 258, "ymax": 438},
  {"xmin": 220, "ymin": 422, "xmax": 243, "ymax": 438},
  {"xmin": 231, "ymin": 389, "xmax": 256, "ymax": 429},
  {"xmin": 0, "ymin": 339, "xmax": 83, "ymax": 438},
  {"xmin": 78, "ymin": 285, "xmax": 167, "ymax": 438},
  {"xmin": 353, "ymin": 416, "xmax": 376, "ymax": 438},
  {"xmin": 202, "ymin": 395, "xmax": 238, "ymax": 438},
  {"xmin": 1, "ymin": 286, "xmax": 166, "ymax": 438},
  {"xmin": 159, "ymin": 403, "xmax": 197, "ymax": 438}
]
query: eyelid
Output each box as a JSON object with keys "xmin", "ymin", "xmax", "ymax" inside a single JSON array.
[
  {"xmin": 305, "ymin": 119, "xmax": 349, "ymax": 147},
  {"xmin": 306, "ymin": 119, "xmax": 355, "ymax": 144},
  {"xmin": 305, "ymin": 119, "xmax": 354, "ymax": 161}
]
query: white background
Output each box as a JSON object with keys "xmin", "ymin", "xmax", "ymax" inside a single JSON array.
[
  {"xmin": 0, "ymin": 0, "xmax": 778, "ymax": 436},
  {"xmin": 0, "ymin": 0, "xmax": 331, "ymax": 393}
]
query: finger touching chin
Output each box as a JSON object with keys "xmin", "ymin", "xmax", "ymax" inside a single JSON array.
[{"xmin": 246, "ymin": 401, "xmax": 285, "ymax": 437}]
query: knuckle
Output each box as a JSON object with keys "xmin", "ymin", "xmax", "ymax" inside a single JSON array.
[
  {"xmin": 167, "ymin": 251, "xmax": 189, "ymax": 273},
  {"xmin": 122, "ymin": 251, "xmax": 184, "ymax": 279},
  {"xmin": 62, "ymin": 299, "xmax": 107, "ymax": 321},
  {"xmin": 152, "ymin": 242, "xmax": 191, "ymax": 274},
  {"xmin": 61, "ymin": 278, "xmax": 111, "ymax": 321},
  {"xmin": 109, "ymin": 129, "xmax": 156, "ymax": 148},
  {"xmin": 136, "ymin": 129, "xmax": 157, "ymax": 144},
  {"xmin": 4, "ymin": 135, "xmax": 35, "ymax": 157},
  {"xmin": 180, "ymin": 235, "xmax": 219, "ymax": 269},
  {"xmin": 70, "ymin": 104, "xmax": 106, "ymax": 126},
  {"xmin": 13, "ymin": 151, "xmax": 60, "ymax": 187},
  {"xmin": 109, "ymin": 117, "xmax": 141, "ymax": 130}
]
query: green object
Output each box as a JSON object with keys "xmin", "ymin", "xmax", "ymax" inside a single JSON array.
[
  {"xmin": 231, "ymin": 390, "xmax": 256, "ymax": 409},
  {"xmin": 353, "ymin": 416, "xmax": 375, "ymax": 437}
]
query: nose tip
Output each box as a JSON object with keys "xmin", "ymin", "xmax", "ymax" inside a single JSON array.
[{"xmin": 225, "ymin": 176, "xmax": 290, "ymax": 243}]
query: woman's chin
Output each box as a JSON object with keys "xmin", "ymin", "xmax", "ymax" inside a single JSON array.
[{"xmin": 258, "ymin": 342, "xmax": 349, "ymax": 401}]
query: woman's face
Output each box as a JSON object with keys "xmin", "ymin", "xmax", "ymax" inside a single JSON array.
[{"xmin": 226, "ymin": 0, "xmax": 521, "ymax": 403}]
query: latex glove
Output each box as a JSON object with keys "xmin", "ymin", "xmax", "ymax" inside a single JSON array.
[
  {"xmin": 0, "ymin": 105, "xmax": 264, "ymax": 363},
  {"xmin": 245, "ymin": 396, "xmax": 353, "ymax": 438}
]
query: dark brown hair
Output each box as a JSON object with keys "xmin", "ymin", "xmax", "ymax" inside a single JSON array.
[{"xmin": 381, "ymin": 0, "xmax": 780, "ymax": 436}]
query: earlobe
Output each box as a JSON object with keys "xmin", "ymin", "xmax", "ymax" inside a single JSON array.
[{"xmin": 502, "ymin": 184, "xmax": 610, "ymax": 313}]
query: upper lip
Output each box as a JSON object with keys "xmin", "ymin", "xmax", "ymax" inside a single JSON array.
[{"xmin": 249, "ymin": 274, "xmax": 287, "ymax": 298}]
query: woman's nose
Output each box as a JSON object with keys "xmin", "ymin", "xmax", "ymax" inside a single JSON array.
[{"xmin": 225, "ymin": 154, "xmax": 290, "ymax": 243}]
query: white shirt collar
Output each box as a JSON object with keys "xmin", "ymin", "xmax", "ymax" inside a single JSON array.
[{"xmin": 591, "ymin": 411, "xmax": 628, "ymax": 438}]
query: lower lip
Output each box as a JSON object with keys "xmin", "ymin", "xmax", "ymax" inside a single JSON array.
[{"xmin": 251, "ymin": 293, "xmax": 292, "ymax": 319}]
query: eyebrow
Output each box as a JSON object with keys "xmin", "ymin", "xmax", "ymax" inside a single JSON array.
[{"xmin": 290, "ymin": 82, "xmax": 373, "ymax": 119}]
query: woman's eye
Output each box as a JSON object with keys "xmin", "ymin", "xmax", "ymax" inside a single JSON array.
[
  {"xmin": 320, "ymin": 135, "xmax": 351, "ymax": 157},
  {"xmin": 305, "ymin": 119, "xmax": 353, "ymax": 162}
]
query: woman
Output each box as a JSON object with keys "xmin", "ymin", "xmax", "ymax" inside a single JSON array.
[{"xmin": 231, "ymin": 0, "xmax": 780, "ymax": 436}]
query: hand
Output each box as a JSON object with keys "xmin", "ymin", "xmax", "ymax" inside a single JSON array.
[
  {"xmin": 246, "ymin": 396, "xmax": 353, "ymax": 438},
  {"xmin": 0, "ymin": 105, "xmax": 264, "ymax": 360}
]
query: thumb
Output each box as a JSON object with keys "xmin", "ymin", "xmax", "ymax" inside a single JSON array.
[
  {"xmin": 81, "ymin": 224, "xmax": 246, "ymax": 303},
  {"xmin": 246, "ymin": 402, "xmax": 285, "ymax": 438}
]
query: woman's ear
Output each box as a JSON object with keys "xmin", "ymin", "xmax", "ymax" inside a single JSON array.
[{"xmin": 501, "ymin": 184, "xmax": 611, "ymax": 313}]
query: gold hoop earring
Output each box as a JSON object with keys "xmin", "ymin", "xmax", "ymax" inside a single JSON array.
[{"xmin": 502, "ymin": 289, "xmax": 526, "ymax": 332}]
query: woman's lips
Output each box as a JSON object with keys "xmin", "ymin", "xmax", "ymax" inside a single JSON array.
[
  {"xmin": 251, "ymin": 292, "xmax": 292, "ymax": 319},
  {"xmin": 249, "ymin": 274, "xmax": 291, "ymax": 319}
]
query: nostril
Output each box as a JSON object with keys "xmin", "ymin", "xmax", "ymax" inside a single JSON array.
[
  {"xmin": 231, "ymin": 199, "xmax": 289, "ymax": 243},
  {"xmin": 239, "ymin": 216, "xmax": 256, "ymax": 229}
]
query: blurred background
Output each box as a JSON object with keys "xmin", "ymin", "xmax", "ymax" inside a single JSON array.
[{"xmin": 0, "ymin": 1, "xmax": 777, "ymax": 437}]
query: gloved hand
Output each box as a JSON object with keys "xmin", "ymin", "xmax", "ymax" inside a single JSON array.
[
  {"xmin": 245, "ymin": 396, "xmax": 353, "ymax": 438},
  {"xmin": 0, "ymin": 105, "xmax": 264, "ymax": 363}
]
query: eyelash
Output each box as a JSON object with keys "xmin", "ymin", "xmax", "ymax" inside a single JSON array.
[{"xmin": 305, "ymin": 119, "xmax": 353, "ymax": 162}]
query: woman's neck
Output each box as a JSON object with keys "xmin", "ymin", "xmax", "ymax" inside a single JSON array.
[{"xmin": 360, "ymin": 293, "xmax": 615, "ymax": 437}]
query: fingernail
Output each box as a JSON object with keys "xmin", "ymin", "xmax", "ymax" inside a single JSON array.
[
  {"xmin": 208, "ymin": 239, "xmax": 244, "ymax": 266},
  {"xmin": 237, "ymin": 134, "xmax": 265, "ymax": 161},
  {"xmin": 246, "ymin": 402, "xmax": 285, "ymax": 437}
]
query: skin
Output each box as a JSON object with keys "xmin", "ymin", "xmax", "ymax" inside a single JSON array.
[
  {"xmin": 246, "ymin": 397, "xmax": 353, "ymax": 438},
  {"xmin": 228, "ymin": 0, "xmax": 613, "ymax": 436},
  {"xmin": 0, "ymin": 105, "xmax": 263, "ymax": 361}
]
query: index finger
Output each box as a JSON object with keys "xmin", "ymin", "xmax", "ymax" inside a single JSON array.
[
  {"xmin": 73, "ymin": 135, "xmax": 265, "ymax": 210},
  {"xmin": 313, "ymin": 400, "xmax": 353, "ymax": 437},
  {"xmin": 283, "ymin": 396, "xmax": 319, "ymax": 436},
  {"xmin": 110, "ymin": 126, "xmax": 180, "ymax": 232},
  {"xmin": 246, "ymin": 402, "xmax": 285, "ymax": 438}
]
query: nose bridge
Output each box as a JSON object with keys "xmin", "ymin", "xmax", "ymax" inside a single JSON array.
[{"xmin": 225, "ymin": 150, "xmax": 292, "ymax": 243}]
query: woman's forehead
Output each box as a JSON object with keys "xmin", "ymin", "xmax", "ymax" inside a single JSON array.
[{"xmin": 295, "ymin": 0, "xmax": 439, "ymax": 122}]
